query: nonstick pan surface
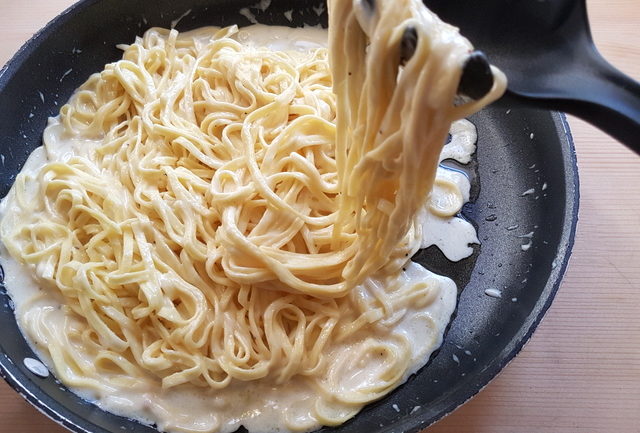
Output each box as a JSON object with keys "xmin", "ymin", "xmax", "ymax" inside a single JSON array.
[{"xmin": 0, "ymin": 1, "xmax": 579, "ymax": 432}]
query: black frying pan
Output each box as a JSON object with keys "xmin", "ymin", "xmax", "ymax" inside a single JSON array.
[{"xmin": 0, "ymin": 1, "xmax": 579, "ymax": 432}]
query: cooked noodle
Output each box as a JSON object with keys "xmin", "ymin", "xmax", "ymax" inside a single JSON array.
[{"xmin": 0, "ymin": 0, "xmax": 505, "ymax": 431}]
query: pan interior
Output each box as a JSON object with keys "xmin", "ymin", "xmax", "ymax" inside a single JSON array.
[{"xmin": 0, "ymin": 1, "xmax": 578, "ymax": 432}]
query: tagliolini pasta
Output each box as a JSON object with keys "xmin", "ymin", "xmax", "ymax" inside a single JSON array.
[{"xmin": 0, "ymin": 0, "xmax": 505, "ymax": 432}]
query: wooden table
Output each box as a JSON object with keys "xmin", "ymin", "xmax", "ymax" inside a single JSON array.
[{"xmin": 1, "ymin": 1, "xmax": 638, "ymax": 432}]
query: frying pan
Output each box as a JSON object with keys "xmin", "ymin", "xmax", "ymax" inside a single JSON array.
[{"xmin": 0, "ymin": 0, "xmax": 579, "ymax": 432}]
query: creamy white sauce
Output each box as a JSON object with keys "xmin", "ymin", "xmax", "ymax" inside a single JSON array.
[
  {"xmin": 235, "ymin": 25, "xmax": 327, "ymax": 52},
  {"xmin": 23, "ymin": 357, "xmax": 50, "ymax": 378},
  {"xmin": 170, "ymin": 9, "xmax": 192, "ymax": 29},
  {"xmin": 521, "ymin": 188, "xmax": 535, "ymax": 197},
  {"xmin": 484, "ymin": 288, "xmax": 502, "ymax": 299},
  {"xmin": 420, "ymin": 212, "xmax": 478, "ymax": 262},
  {"xmin": 0, "ymin": 25, "xmax": 482, "ymax": 433},
  {"xmin": 517, "ymin": 231, "xmax": 535, "ymax": 239},
  {"xmin": 440, "ymin": 119, "xmax": 477, "ymax": 164},
  {"xmin": 238, "ymin": 0, "xmax": 273, "ymax": 26}
]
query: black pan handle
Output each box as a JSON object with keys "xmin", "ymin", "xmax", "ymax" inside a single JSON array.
[{"xmin": 510, "ymin": 50, "xmax": 640, "ymax": 154}]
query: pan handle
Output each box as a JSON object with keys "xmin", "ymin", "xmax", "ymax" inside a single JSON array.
[{"xmin": 509, "ymin": 49, "xmax": 640, "ymax": 155}]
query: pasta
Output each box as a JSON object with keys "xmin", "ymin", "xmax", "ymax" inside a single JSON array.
[
  {"xmin": 330, "ymin": 0, "xmax": 505, "ymax": 285},
  {"xmin": 0, "ymin": 0, "xmax": 505, "ymax": 432}
]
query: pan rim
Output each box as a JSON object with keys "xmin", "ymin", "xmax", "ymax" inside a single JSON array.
[{"xmin": 0, "ymin": 1, "xmax": 580, "ymax": 432}]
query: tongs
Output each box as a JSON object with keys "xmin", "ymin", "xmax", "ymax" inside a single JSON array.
[{"xmin": 413, "ymin": 0, "xmax": 640, "ymax": 153}]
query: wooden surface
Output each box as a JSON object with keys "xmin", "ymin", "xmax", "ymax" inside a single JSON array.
[{"xmin": 0, "ymin": 0, "xmax": 639, "ymax": 432}]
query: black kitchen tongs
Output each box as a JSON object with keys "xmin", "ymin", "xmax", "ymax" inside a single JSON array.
[{"xmin": 392, "ymin": 0, "xmax": 640, "ymax": 152}]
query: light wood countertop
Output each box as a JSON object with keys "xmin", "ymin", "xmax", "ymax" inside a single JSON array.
[{"xmin": 0, "ymin": 1, "xmax": 638, "ymax": 432}]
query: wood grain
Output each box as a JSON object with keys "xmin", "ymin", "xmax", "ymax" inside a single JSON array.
[{"xmin": 0, "ymin": 1, "xmax": 639, "ymax": 432}]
